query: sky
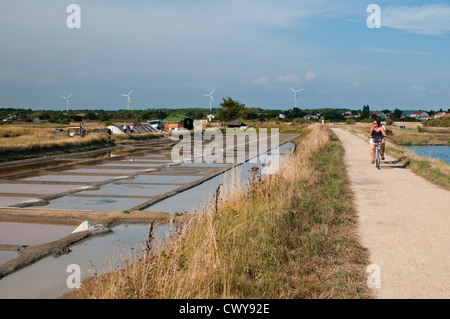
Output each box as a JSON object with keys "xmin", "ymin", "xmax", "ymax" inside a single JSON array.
[{"xmin": 0, "ymin": 0, "xmax": 449, "ymax": 111}]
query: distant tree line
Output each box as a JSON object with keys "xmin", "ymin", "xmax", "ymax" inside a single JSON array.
[{"xmin": 1, "ymin": 104, "xmax": 449, "ymax": 124}]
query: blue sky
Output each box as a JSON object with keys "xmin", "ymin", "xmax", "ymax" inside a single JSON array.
[{"xmin": 0, "ymin": 0, "xmax": 449, "ymax": 111}]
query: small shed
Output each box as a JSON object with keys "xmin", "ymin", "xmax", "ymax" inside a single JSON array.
[
  {"xmin": 164, "ymin": 114, "xmax": 194, "ymax": 130},
  {"xmin": 226, "ymin": 121, "xmax": 247, "ymax": 128}
]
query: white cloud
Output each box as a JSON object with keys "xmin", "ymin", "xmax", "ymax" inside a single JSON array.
[
  {"xmin": 303, "ymin": 71, "xmax": 317, "ymax": 82},
  {"xmin": 274, "ymin": 75, "xmax": 300, "ymax": 83},
  {"xmin": 382, "ymin": 5, "xmax": 450, "ymax": 35},
  {"xmin": 253, "ymin": 77, "xmax": 271, "ymax": 85}
]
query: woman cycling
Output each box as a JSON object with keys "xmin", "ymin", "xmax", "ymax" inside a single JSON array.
[{"xmin": 369, "ymin": 119, "xmax": 387, "ymax": 164}]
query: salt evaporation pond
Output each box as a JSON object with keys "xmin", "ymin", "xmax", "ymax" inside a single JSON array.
[
  {"xmin": 0, "ymin": 222, "xmax": 76, "ymax": 246},
  {"xmin": 42, "ymin": 196, "xmax": 151, "ymax": 212},
  {"xmin": 0, "ymin": 223, "xmax": 174, "ymax": 299},
  {"xmin": 0, "ymin": 141, "xmax": 295, "ymax": 298},
  {"xmin": 145, "ymin": 142, "xmax": 295, "ymax": 214}
]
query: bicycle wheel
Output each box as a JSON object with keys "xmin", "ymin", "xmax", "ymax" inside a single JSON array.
[{"xmin": 375, "ymin": 146, "xmax": 381, "ymax": 169}]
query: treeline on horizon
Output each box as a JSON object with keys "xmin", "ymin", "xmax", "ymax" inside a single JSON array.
[{"xmin": 0, "ymin": 105, "xmax": 448, "ymax": 124}]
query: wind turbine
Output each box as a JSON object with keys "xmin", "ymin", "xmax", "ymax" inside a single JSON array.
[
  {"xmin": 203, "ymin": 88, "xmax": 215, "ymax": 111},
  {"xmin": 62, "ymin": 93, "xmax": 72, "ymax": 112},
  {"xmin": 122, "ymin": 90, "xmax": 133, "ymax": 110},
  {"xmin": 290, "ymin": 87, "xmax": 303, "ymax": 108}
]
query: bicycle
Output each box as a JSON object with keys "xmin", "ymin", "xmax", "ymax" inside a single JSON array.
[{"xmin": 370, "ymin": 136, "xmax": 384, "ymax": 170}]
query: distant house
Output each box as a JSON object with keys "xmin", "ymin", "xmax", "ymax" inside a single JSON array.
[
  {"xmin": 303, "ymin": 115, "xmax": 318, "ymax": 120},
  {"xmin": 371, "ymin": 111, "xmax": 393, "ymax": 119},
  {"xmin": 433, "ymin": 112, "xmax": 447, "ymax": 119},
  {"xmin": 409, "ymin": 111, "xmax": 429, "ymax": 118},
  {"xmin": 164, "ymin": 114, "xmax": 194, "ymax": 130}
]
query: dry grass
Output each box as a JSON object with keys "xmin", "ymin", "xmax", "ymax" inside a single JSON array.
[
  {"xmin": 70, "ymin": 124, "xmax": 372, "ymax": 299},
  {"xmin": 348, "ymin": 123, "xmax": 449, "ymax": 146},
  {"xmin": 0, "ymin": 126, "xmax": 109, "ymax": 154},
  {"xmin": 387, "ymin": 130, "xmax": 449, "ymax": 146}
]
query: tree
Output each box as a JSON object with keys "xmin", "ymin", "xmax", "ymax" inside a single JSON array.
[
  {"xmin": 362, "ymin": 105, "xmax": 371, "ymax": 119},
  {"xmin": 218, "ymin": 97, "xmax": 245, "ymax": 121},
  {"xmin": 85, "ymin": 112, "xmax": 98, "ymax": 120},
  {"xmin": 393, "ymin": 108, "xmax": 402, "ymax": 120},
  {"xmin": 291, "ymin": 107, "xmax": 305, "ymax": 119},
  {"xmin": 242, "ymin": 107, "xmax": 258, "ymax": 120}
]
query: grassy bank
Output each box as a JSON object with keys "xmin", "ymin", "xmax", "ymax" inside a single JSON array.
[
  {"xmin": 387, "ymin": 129, "xmax": 449, "ymax": 146},
  {"xmin": 385, "ymin": 144, "xmax": 450, "ymax": 190},
  {"xmin": 69, "ymin": 125, "xmax": 372, "ymax": 299}
]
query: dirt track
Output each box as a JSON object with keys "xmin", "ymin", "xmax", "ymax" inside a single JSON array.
[{"xmin": 332, "ymin": 128, "xmax": 449, "ymax": 299}]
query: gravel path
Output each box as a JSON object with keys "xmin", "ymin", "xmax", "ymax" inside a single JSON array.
[{"xmin": 332, "ymin": 128, "xmax": 450, "ymax": 299}]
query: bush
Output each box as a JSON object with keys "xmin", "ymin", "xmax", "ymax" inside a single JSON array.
[
  {"xmin": 345, "ymin": 118, "xmax": 356, "ymax": 125},
  {"xmin": 422, "ymin": 117, "xmax": 450, "ymax": 127},
  {"xmin": 292, "ymin": 118, "xmax": 310, "ymax": 125},
  {"xmin": 385, "ymin": 119, "xmax": 394, "ymax": 126}
]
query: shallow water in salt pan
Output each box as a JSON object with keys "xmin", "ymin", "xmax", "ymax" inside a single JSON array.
[
  {"xmin": 43, "ymin": 196, "xmax": 150, "ymax": 211},
  {"xmin": 0, "ymin": 183, "xmax": 89, "ymax": 195},
  {"xmin": 0, "ymin": 222, "xmax": 76, "ymax": 246},
  {"xmin": 19, "ymin": 174, "xmax": 114, "ymax": 183},
  {"xmin": 0, "ymin": 223, "xmax": 174, "ymax": 299}
]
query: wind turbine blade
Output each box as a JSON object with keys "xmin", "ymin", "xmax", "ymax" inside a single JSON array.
[
  {"xmin": 290, "ymin": 87, "xmax": 295, "ymax": 92},
  {"xmin": 210, "ymin": 88, "xmax": 215, "ymax": 95},
  {"xmin": 128, "ymin": 90, "xmax": 133, "ymax": 95},
  {"xmin": 211, "ymin": 96, "xmax": 215, "ymax": 103},
  {"xmin": 67, "ymin": 93, "xmax": 72, "ymax": 98}
]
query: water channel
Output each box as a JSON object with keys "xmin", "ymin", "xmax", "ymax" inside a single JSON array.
[{"xmin": 404, "ymin": 145, "xmax": 450, "ymax": 164}]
